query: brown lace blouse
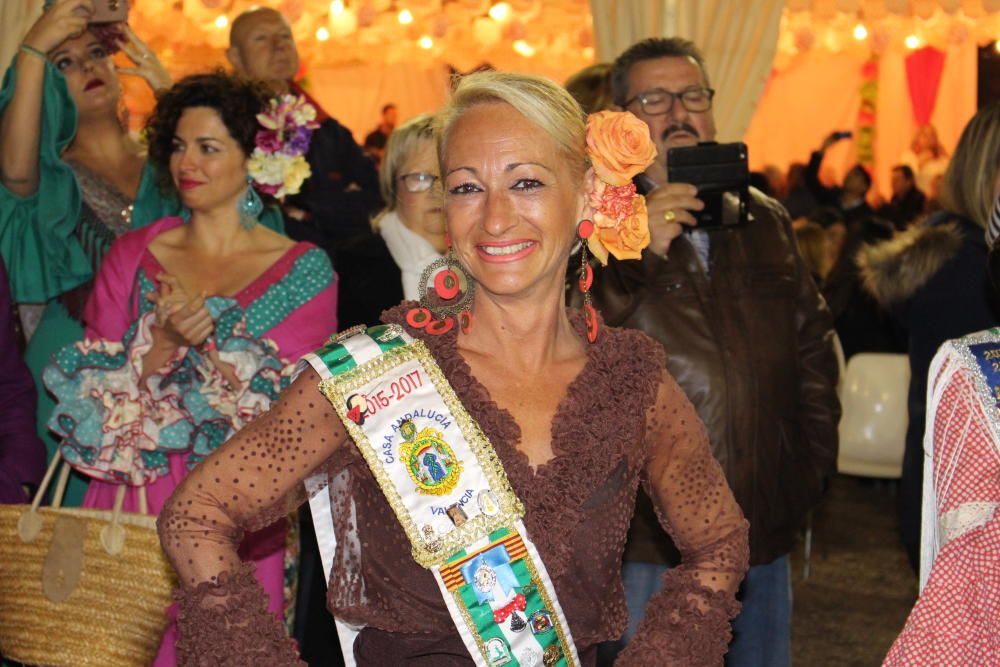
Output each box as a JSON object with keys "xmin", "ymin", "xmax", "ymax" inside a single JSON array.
[{"xmin": 158, "ymin": 303, "xmax": 749, "ymax": 666}]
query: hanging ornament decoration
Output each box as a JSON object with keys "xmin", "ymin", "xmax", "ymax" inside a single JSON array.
[
  {"xmin": 775, "ymin": 0, "xmax": 1000, "ymax": 66},
  {"xmin": 127, "ymin": 0, "xmax": 598, "ymax": 90},
  {"xmin": 856, "ymin": 58, "xmax": 879, "ymax": 170},
  {"xmin": 885, "ymin": 0, "xmax": 911, "ymax": 15},
  {"xmin": 794, "ymin": 27, "xmax": 817, "ymax": 52}
]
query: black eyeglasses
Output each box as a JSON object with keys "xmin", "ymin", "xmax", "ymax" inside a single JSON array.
[
  {"xmin": 623, "ymin": 86, "xmax": 715, "ymax": 116},
  {"xmin": 398, "ymin": 172, "xmax": 440, "ymax": 193}
]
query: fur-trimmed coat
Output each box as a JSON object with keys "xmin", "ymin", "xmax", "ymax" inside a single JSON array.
[
  {"xmin": 857, "ymin": 212, "xmax": 999, "ymax": 566},
  {"xmin": 858, "ymin": 221, "xmax": 966, "ymax": 308}
]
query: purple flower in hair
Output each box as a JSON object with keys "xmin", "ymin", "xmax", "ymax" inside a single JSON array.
[{"xmin": 285, "ymin": 126, "xmax": 313, "ymax": 156}]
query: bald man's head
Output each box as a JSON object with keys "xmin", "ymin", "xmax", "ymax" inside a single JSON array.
[{"xmin": 227, "ymin": 7, "xmax": 298, "ymax": 94}]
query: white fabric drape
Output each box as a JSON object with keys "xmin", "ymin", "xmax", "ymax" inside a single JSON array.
[
  {"xmin": 588, "ymin": 0, "xmax": 783, "ymax": 141},
  {"xmin": 674, "ymin": 1, "xmax": 783, "ymax": 141},
  {"xmin": 1, "ymin": 0, "xmax": 43, "ymax": 68},
  {"xmin": 588, "ymin": 0, "xmax": 676, "ymax": 65}
]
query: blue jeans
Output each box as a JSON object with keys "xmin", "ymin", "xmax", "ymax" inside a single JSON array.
[{"xmin": 608, "ymin": 555, "xmax": 791, "ymax": 667}]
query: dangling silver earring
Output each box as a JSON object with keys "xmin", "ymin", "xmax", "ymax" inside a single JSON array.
[{"xmin": 238, "ymin": 176, "xmax": 262, "ymax": 230}]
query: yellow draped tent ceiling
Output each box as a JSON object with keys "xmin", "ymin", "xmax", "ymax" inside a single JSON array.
[
  {"xmin": 129, "ymin": 0, "xmax": 1000, "ymax": 77},
  {"xmin": 120, "ymin": 0, "xmax": 1000, "ymax": 176}
]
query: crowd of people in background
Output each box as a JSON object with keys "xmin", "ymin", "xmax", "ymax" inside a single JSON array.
[{"xmin": 2, "ymin": 1, "xmax": 1000, "ymax": 666}]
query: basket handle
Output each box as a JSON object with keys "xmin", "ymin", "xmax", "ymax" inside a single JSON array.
[
  {"xmin": 100, "ymin": 485, "xmax": 128, "ymax": 555},
  {"xmin": 18, "ymin": 454, "xmax": 65, "ymax": 542},
  {"xmin": 99, "ymin": 483, "xmax": 151, "ymax": 554},
  {"xmin": 19, "ymin": 452, "xmax": 153, "ymax": 553}
]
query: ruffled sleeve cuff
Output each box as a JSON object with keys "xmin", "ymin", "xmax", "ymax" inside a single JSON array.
[
  {"xmin": 617, "ymin": 569, "xmax": 742, "ymax": 667},
  {"xmin": 183, "ymin": 297, "xmax": 295, "ymax": 467},
  {"xmin": 174, "ymin": 562, "xmax": 303, "ymax": 667},
  {"xmin": 43, "ymin": 310, "xmax": 190, "ymax": 485}
]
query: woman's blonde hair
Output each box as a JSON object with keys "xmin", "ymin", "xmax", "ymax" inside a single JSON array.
[
  {"xmin": 939, "ymin": 103, "xmax": 1000, "ymax": 229},
  {"xmin": 378, "ymin": 113, "xmax": 437, "ymax": 210},
  {"xmin": 435, "ymin": 71, "xmax": 588, "ymax": 178}
]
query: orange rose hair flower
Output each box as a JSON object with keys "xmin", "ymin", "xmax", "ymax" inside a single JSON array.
[{"xmin": 584, "ymin": 111, "xmax": 656, "ymax": 264}]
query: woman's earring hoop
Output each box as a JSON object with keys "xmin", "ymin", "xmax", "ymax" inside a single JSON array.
[{"xmin": 407, "ymin": 251, "xmax": 476, "ymax": 335}]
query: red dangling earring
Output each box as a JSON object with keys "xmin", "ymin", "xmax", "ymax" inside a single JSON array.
[
  {"xmin": 406, "ymin": 244, "xmax": 476, "ymax": 336},
  {"xmin": 459, "ymin": 310, "xmax": 473, "ymax": 334},
  {"xmin": 577, "ymin": 219, "xmax": 598, "ymax": 343}
]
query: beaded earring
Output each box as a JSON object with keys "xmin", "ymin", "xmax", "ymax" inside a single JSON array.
[
  {"xmin": 407, "ymin": 236, "xmax": 475, "ymax": 335},
  {"xmin": 238, "ymin": 176, "xmax": 263, "ymax": 230},
  {"xmin": 577, "ymin": 219, "xmax": 598, "ymax": 343}
]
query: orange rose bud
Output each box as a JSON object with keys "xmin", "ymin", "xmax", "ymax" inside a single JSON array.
[{"xmin": 585, "ymin": 111, "xmax": 657, "ymax": 187}]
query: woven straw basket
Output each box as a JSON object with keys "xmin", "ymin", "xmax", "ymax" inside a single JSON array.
[{"xmin": 0, "ymin": 457, "xmax": 176, "ymax": 666}]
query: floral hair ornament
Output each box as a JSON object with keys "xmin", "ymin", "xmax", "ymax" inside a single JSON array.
[
  {"xmin": 583, "ymin": 110, "xmax": 657, "ymax": 265},
  {"xmin": 576, "ymin": 110, "xmax": 656, "ymax": 342},
  {"xmin": 247, "ymin": 95, "xmax": 320, "ymax": 200}
]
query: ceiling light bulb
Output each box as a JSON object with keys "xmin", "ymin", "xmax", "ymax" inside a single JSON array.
[
  {"xmin": 214, "ymin": 15, "xmax": 228, "ymax": 29},
  {"xmin": 853, "ymin": 24, "xmax": 868, "ymax": 40},
  {"xmin": 398, "ymin": 9, "xmax": 414, "ymax": 25},
  {"xmin": 330, "ymin": 0, "xmax": 344, "ymax": 15},
  {"xmin": 316, "ymin": 26, "xmax": 331, "ymax": 41},
  {"xmin": 904, "ymin": 34, "xmax": 920, "ymax": 49},
  {"xmin": 419, "ymin": 35, "xmax": 433, "ymax": 49},
  {"xmin": 489, "ymin": 2, "xmax": 512, "ymax": 21},
  {"xmin": 512, "ymin": 39, "xmax": 535, "ymax": 57}
]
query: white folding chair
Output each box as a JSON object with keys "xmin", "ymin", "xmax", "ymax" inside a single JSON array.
[{"xmin": 836, "ymin": 353, "xmax": 910, "ymax": 478}]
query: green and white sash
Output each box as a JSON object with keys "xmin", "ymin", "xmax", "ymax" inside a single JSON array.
[{"xmin": 301, "ymin": 324, "xmax": 579, "ymax": 667}]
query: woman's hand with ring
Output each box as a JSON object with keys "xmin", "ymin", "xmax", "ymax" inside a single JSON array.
[
  {"xmin": 644, "ymin": 183, "xmax": 703, "ymax": 257},
  {"xmin": 115, "ymin": 25, "xmax": 172, "ymax": 94}
]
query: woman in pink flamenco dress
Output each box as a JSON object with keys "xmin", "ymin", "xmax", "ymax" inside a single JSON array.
[{"xmin": 42, "ymin": 72, "xmax": 337, "ymax": 665}]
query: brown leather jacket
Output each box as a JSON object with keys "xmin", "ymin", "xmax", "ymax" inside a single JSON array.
[{"xmin": 589, "ymin": 189, "xmax": 840, "ymax": 565}]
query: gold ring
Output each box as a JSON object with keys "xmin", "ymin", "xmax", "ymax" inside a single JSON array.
[{"xmin": 663, "ymin": 209, "xmax": 677, "ymax": 223}]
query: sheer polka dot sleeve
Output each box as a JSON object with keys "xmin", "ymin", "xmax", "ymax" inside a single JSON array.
[
  {"xmin": 619, "ymin": 370, "xmax": 750, "ymax": 667},
  {"xmin": 157, "ymin": 367, "xmax": 347, "ymax": 665}
]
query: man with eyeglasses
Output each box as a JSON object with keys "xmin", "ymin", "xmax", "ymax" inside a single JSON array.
[{"xmin": 589, "ymin": 37, "xmax": 839, "ymax": 667}]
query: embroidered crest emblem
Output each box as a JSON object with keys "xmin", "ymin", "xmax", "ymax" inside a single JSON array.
[
  {"xmin": 485, "ymin": 637, "xmax": 512, "ymax": 666},
  {"xmin": 477, "ymin": 489, "xmax": 500, "ymax": 516},
  {"xmin": 398, "ymin": 420, "xmax": 462, "ymax": 495},
  {"xmin": 473, "ymin": 563, "xmax": 498, "ymax": 594},
  {"xmin": 529, "ymin": 609, "xmax": 553, "ymax": 635}
]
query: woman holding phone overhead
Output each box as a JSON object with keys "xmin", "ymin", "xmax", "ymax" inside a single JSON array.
[{"xmin": 0, "ymin": 0, "xmax": 282, "ymax": 506}]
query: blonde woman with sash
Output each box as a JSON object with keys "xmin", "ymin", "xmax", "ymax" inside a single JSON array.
[{"xmin": 158, "ymin": 72, "xmax": 748, "ymax": 667}]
